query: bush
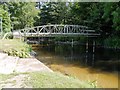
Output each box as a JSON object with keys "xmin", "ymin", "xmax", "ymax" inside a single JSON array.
[
  {"xmin": 4, "ymin": 49, "xmax": 30, "ymax": 58},
  {"xmin": 0, "ymin": 39, "xmax": 32, "ymax": 58},
  {"xmin": 104, "ymin": 36, "xmax": 120, "ymax": 48}
]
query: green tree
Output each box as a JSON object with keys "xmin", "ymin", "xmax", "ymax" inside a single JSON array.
[
  {"xmin": 69, "ymin": 2, "xmax": 92, "ymax": 25},
  {"xmin": 111, "ymin": 3, "xmax": 120, "ymax": 36},
  {"xmin": 102, "ymin": 3, "xmax": 120, "ymax": 37},
  {"xmin": 0, "ymin": 4, "xmax": 11, "ymax": 33},
  {"xmin": 8, "ymin": 2, "xmax": 39, "ymax": 30},
  {"xmin": 38, "ymin": 2, "xmax": 68, "ymax": 25}
]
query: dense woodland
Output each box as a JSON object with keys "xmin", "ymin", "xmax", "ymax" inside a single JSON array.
[{"xmin": 0, "ymin": 2, "xmax": 120, "ymax": 48}]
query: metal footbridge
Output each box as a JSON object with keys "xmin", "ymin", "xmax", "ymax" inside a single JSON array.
[{"xmin": 13, "ymin": 25, "xmax": 100, "ymax": 38}]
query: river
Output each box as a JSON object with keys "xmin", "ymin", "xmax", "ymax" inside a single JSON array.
[{"xmin": 32, "ymin": 43, "xmax": 120, "ymax": 88}]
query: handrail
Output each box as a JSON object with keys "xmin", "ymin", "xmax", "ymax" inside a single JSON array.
[{"xmin": 2, "ymin": 32, "xmax": 12, "ymax": 40}]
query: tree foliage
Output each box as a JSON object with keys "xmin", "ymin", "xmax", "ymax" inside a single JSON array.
[
  {"xmin": 0, "ymin": 2, "xmax": 120, "ymax": 47},
  {"xmin": 69, "ymin": 2, "xmax": 120, "ymax": 37},
  {"xmin": 0, "ymin": 4, "xmax": 11, "ymax": 33},
  {"xmin": 37, "ymin": 2, "xmax": 68, "ymax": 25},
  {"xmin": 8, "ymin": 2, "xmax": 39, "ymax": 30}
]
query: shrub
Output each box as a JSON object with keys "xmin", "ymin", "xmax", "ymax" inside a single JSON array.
[
  {"xmin": 104, "ymin": 36, "xmax": 120, "ymax": 48},
  {"xmin": 4, "ymin": 49, "xmax": 30, "ymax": 58},
  {"xmin": 0, "ymin": 39, "xmax": 32, "ymax": 58}
]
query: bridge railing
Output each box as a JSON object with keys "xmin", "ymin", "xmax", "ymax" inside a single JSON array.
[{"xmin": 13, "ymin": 25, "xmax": 100, "ymax": 37}]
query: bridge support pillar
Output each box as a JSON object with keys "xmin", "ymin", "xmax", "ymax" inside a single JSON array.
[
  {"xmin": 86, "ymin": 41, "xmax": 88, "ymax": 53},
  {"xmin": 92, "ymin": 40, "xmax": 95, "ymax": 66},
  {"xmin": 72, "ymin": 39, "xmax": 73, "ymax": 47},
  {"xmin": 38, "ymin": 37, "xmax": 40, "ymax": 44},
  {"xmin": 93, "ymin": 40, "xmax": 95, "ymax": 53},
  {"xmin": 85, "ymin": 38, "xmax": 89, "ymax": 65}
]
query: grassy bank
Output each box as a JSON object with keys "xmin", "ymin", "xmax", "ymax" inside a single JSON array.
[
  {"xmin": 0, "ymin": 39, "xmax": 97, "ymax": 88},
  {"xmin": 0, "ymin": 72, "xmax": 96, "ymax": 88},
  {"xmin": 0, "ymin": 39, "xmax": 31, "ymax": 58},
  {"xmin": 0, "ymin": 73, "xmax": 19, "ymax": 89},
  {"xmin": 26, "ymin": 72, "xmax": 96, "ymax": 88}
]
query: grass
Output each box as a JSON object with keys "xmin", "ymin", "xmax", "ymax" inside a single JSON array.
[
  {"xmin": 0, "ymin": 39, "xmax": 31, "ymax": 58},
  {"xmin": 25, "ymin": 72, "xmax": 95, "ymax": 88},
  {"xmin": 0, "ymin": 73, "xmax": 19, "ymax": 89},
  {"xmin": 0, "ymin": 72, "xmax": 96, "ymax": 88},
  {"xmin": 0, "ymin": 74, "xmax": 15, "ymax": 82},
  {"xmin": 0, "ymin": 73, "xmax": 20, "ymax": 82}
]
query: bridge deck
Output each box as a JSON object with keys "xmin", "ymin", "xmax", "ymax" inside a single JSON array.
[{"xmin": 20, "ymin": 33, "xmax": 100, "ymax": 37}]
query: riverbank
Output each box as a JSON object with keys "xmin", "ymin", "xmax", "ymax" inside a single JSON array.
[
  {"xmin": 0, "ymin": 72, "xmax": 95, "ymax": 88},
  {"xmin": 0, "ymin": 39, "xmax": 96, "ymax": 88},
  {"xmin": 0, "ymin": 52, "xmax": 96, "ymax": 88}
]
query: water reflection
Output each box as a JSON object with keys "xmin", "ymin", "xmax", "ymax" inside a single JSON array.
[
  {"xmin": 33, "ymin": 43, "xmax": 120, "ymax": 88},
  {"xmin": 40, "ymin": 44, "xmax": 120, "ymax": 72}
]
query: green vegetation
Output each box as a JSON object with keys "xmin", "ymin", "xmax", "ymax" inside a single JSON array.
[
  {"xmin": 37, "ymin": 2, "xmax": 120, "ymax": 48},
  {"xmin": 0, "ymin": 2, "xmax": 120, "ymax": 48},
  {"xmin": 0, "ymin": 2, "xmax": 39, "ymax": 31},
  {"xmin": 36, "ymin": 2, "xmax": 67, "ymax": 25},
  {"xmin": 0, "ymin": 72, "xmax": 97, "ymax": 88},
  {"xmin": 0, "ymin": 73, "xmax": 18, "ymax": 82},
  {"xmin": 0, "ymin": 5, "xmax": 11, "ymax": 33},
  {"xmin": 67, "ymin": 2, "xmax": 120, "ymax": 48},
  {"xmin": 8, "ymin": 2, "xmax": 39, "ymax": 30},
  {"xmin": 26, "ymin": 72, "xmax": 97, "ymax": 88},
  {"xmin": 0, "ymin": 39, "xmax": 31, "ymax": 58},
  {"xmin": 0, "ymin": 73, "xmax": 20, "ymax": 89},
  {"xmin": 104, "ymin": 36, "xmax": 120, "ymax": 48}
]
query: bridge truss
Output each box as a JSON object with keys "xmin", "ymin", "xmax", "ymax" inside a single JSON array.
[{"xmin": 13, "ymin": 25, "xmax": 100, "ymax": 38}]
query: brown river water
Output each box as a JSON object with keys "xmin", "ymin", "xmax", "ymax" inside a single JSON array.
[{"xmin": 32, "ymin": 44, "xmax": 120, "ymax": 88}]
